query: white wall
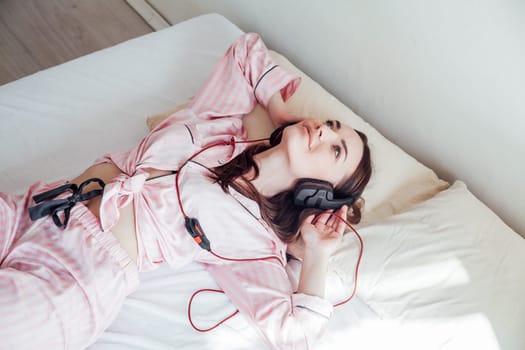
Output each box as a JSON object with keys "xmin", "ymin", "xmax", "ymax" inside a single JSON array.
[{"xmin": 149, "ymin": 0, "xmax": 525, "ymax": 236}]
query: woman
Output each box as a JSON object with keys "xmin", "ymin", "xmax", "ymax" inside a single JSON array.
[{"xmin": 0, "ymin": 33, "xmax": 371, "ymax": 349}]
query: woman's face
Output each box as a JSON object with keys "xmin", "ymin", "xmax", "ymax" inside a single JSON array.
[{"xmin": 280, "ymin": 118, "xmax": 364, "ymax": 187}]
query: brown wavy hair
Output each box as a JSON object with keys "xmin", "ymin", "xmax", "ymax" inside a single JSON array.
[{"xmin": 211, "ymin": 130, "xmax": 372, "ymax": 243}]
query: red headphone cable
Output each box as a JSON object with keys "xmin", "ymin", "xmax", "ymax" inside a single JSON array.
[
  {"xmin": 174, "ymin": 136, "xmax": 364, "ymax": 331},
  {"xmin": 186, "ymin": 214, "xmax": 364, "ymax": 332},
  {"xmin": 331, "ymin": 213, "xmax": 364, "ymax": 308},
  {"xmin": 187, "ymin": 288, "xmax": 239, "ymax": 332}
]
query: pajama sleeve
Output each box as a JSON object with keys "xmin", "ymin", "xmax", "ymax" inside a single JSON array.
[
  {"xmin": 205, "ymin": 259, "xmax": 333, "ymax": 350},
  {"xmin": 189, "ymin": 32, "xmax": 301, "ymax": 120}
]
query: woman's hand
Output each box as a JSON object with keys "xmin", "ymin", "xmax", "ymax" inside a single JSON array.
[
  {"xmin": 267, "ymin": 92, "xmax": 303, "ymax": 127},
  {"xmin": 300, "ymin": 205, "xmax": 349, "ymax": 258},
  {"xmin": 297, "ymin": 205, "xmax": 348, "ymax": 297}
]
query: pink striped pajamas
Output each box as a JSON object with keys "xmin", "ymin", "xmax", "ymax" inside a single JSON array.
[
  {"xmin": 0, "ymin": 180, "xmax": 139, "ymax": 349},
  {"xmin": 1, "ymin": 33, "xmax": 333, "ymax": 349}
]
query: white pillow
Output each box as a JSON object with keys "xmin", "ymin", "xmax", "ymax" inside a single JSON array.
[
  {"xmin": 331, "ymin": 181, "xmax": 525, "ymax": 349},
  {"xmin": 248, "ymin": 51, "xmax": 449, "ymax": 224}
]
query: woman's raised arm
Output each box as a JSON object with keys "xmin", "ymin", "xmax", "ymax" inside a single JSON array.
[{"xmin": 188, "ymin": 33, "xmax": 301, "ymax": 122}]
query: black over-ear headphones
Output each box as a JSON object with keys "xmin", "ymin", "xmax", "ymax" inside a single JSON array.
[{"xmin": 269, "ymin": 122, "xmax": 358, "ymax": 210}]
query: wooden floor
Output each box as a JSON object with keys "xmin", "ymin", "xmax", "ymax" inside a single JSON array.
[{"xmin": 0, "ymin": 0, "xmax": 153, "ymax": 85}]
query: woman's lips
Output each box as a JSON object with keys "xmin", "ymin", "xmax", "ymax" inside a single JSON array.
[{"xmin": 304, "ymin": 125, "xmax": 312, "ymax": 149}]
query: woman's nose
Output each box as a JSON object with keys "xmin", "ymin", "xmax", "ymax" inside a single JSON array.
[
  {"xmin": 316, "ymin": 122, "xmax": 335, "ymax": 140},
  {"xmin": 311, "ymin": 119, "xmax": 325, "ymax": 133}
]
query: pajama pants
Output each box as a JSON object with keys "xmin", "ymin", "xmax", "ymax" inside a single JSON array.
[{"xmin": 0, "ymin": 180, "xmax": 140, "ymax": 350}]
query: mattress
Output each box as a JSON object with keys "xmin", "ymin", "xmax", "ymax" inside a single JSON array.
[{"xmin": 1, "ymin": 13, "xmax": 524, "ymax": 350}]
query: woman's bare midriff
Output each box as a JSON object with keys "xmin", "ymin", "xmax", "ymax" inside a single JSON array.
[{"xmin": 71, "ymin": 163, "xmax": 172, "ymax": 264}]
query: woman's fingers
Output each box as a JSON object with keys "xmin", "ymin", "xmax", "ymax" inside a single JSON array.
[
  {"xmin": 313, "ymin": 210, "xmax": 333, "ymax": 225},
  {"xmin": 334, "ymin": 205, "xmax": 349, "ymax": 234},
  {"xmin": 322, "ymin": 206, "xmax": 348, "ymax": 228},
  {"xmin": 326, "ymin": 212, "xmax": 338, "ymax": 228},
  {"xmin": 309, "ymin": 205, "xmax": 349, "ymax": 238},
  {"xmin": 304, "ymin": 214, "xmax": 316, "ymax": 225}
]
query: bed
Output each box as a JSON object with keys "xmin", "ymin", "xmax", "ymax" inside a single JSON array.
[{"xmin": 1, "ymin": 13, "xmax": 524, "ymax": 350}]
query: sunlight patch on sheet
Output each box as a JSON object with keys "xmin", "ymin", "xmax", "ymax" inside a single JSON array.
[{"xmin": 319, "ymin": 313, "xmax": 499, "ymax": 350}]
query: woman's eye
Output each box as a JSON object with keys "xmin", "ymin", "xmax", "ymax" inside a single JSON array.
[
  {"xmin": 326, "ymin": 120, "xmax": 334, "ymax": 129},
  {"xmin": 333, "ymin": 145, "xmax": 341, "ymax": 159}
]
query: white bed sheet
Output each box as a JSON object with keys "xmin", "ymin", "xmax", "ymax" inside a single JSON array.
[{"xmin": 2, "ymin": 13, "xmax": 524, "ymax": 350}]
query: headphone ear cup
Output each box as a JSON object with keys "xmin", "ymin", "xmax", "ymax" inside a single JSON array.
[
  {"xmin": 269, "ymin": 122, "xmax": 297, "ymax": 146},
  {"xmin": 294, "ymin": 178, "xmax": 357, "ymax": 210},
  {"xmin": 294, "ymin": 178, "xmax": 335, "ymax": 209}
]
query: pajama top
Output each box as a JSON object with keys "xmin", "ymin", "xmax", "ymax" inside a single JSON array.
[{"xmin": 96, "ymin": 33, "xmax": 333, "ymax": 349}]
